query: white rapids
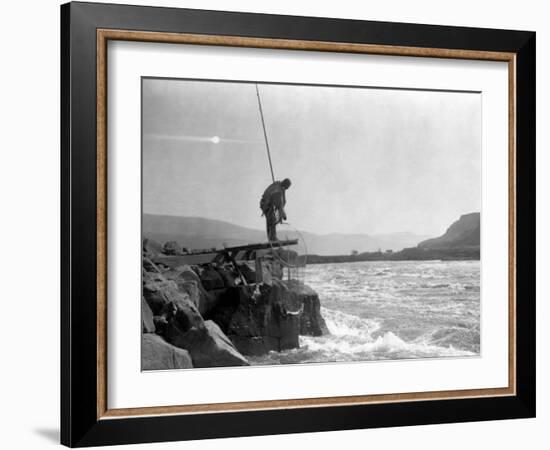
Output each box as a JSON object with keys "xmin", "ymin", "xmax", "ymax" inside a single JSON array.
[{"xmin": 248, "ymin": 260, "xmax": 480, "ymax": 365}]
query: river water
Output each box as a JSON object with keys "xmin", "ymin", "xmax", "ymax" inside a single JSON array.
[{"xmin": 249, "ymin": 260, "xmax": 480, "ymax": 365}]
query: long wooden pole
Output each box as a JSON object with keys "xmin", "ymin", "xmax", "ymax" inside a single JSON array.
[{"xmin": 255, "ymin": 84, "xmax": 275, "ymax": 183}]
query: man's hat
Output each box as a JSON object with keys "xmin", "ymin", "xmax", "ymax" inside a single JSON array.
[{"xmin": 281, "ymin": 178, "xmax": 292, "ymax": 188}]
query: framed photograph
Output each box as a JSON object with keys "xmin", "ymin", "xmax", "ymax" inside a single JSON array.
[{"xmin": 61, "ymin": 2, "xmax": 536, "ymax": 447}]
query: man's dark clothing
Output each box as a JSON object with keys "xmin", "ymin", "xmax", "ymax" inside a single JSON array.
[{"xmin": 260, "ymin": 181, "xmax": 287, "ymax": 241}]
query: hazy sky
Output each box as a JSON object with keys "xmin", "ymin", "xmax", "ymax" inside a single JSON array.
[{"xmin": 142, "ymin": 78, "xmax": 481, "ymax": 236}]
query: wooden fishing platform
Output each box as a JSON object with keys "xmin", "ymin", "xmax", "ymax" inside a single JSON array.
[{"xmin": 151, "ymin": 239, "xmax": 298, "ymax": 268}]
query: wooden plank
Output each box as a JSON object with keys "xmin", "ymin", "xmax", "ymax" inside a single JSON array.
[
  {"xmin": 223, "ymin": 239, "xmax": 298, "ymax": 253},
  {"xmin": 152, "ymin": 253, "xmax": 217, "ymax": 267},
  {"xmin": 150, "ymin": 240, "xmax": 299, "ymax": 266}
]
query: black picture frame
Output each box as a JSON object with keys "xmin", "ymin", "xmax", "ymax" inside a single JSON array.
[{"xmin": 61, "ymin": 1, "xmax": 535, "ymax": 447}]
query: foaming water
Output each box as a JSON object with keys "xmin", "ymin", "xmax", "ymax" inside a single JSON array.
[{"xmin": 249, "ymin": 260, "xmax": 480, "ymax": 365}]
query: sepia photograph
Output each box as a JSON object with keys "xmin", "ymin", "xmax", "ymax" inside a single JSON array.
[{"xmin": 141, "ymin": 77, "xmax": 481, "ymax": 370}]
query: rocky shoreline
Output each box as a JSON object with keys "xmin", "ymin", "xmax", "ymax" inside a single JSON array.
[{"xmin": 142, "ymin": 239, "xmax": 328, "ymax": 370}]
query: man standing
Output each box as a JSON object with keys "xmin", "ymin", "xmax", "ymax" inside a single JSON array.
[{"xmin": 260, "ymin": 178, "xmax": 292, "ymax": 242}]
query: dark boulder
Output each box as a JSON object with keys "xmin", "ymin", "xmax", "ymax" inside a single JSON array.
[
  {"xmin": 208, "ymin": 281, "xmax": 304, "ymax": 356},
  {"xmin": 143, "ymin": 274, "xmax": 204, "ymax": 336},
  {"xmin": 164, "ymin": 319, "xmax": 249, "ymax": 368},
  {"xmin": 142, "ymin": 260, "xmax": 249, "ymax": 368},
  {"xmin": 237, "ymin": 263, "xmax": 256, "ymax": 284},
  {"xmin": 215, "ymin": 264, "xmax": 238, "ymax": 288},
  {"xmin": 287, "ymin": 280, "xmax": 329, "ymax": 336},
  {"xmin": 199, "ymin": 265, "xmax": 226, "ymax": 290},
  {"xmin": 145, "ymin": 273, "xmax": 248, "ymax": 367},
  {"xmin": 142, "ymin": 333, "xmax": 193, "ymax": 370},
  {"xmin": 207, "ymin": 280, "xmax": 328, "ymax": 356},
  {"xmin": 153, "ymin": 315, "xmax": 168, "ymax": 335}
]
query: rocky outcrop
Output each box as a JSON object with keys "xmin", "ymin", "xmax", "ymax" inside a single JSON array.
[
  {"xmin": 418, "ymin": 213, "xmax": 480, "ymax": 250},
  {"xmin": 165, "ymin": 319, "xmax": 249, "ymax": 367},
  {"xmin": 198, "ymin": 266, "xmax": 226, "ymax": 290},
  {"xmin": 287, "ymin": 281, "xmax": 329, "ymax": 336},
  {"xmin": 143, "ymin": 274, "xmax": 199, "ymax": 321},
  {"xmin": 143, "ymin": 268, "xmax": 248, "ymax": 368},
  {"xmin": 163, "ymin": 265, "xmax": 215, "ymax": 315},
  {"xmin": 142, "ymin": 333, "xmax": 193, "ymax": 370},
  {"xmin": 206, "ymin": 279, "xmax": 327, "ymax": 356},
  {"xmin": 142, "ymin": 240, "xmax": 328, "ymax": 368},
  {"xmin": 237, "ymin": 263, "xmax": 256, "ymax": 284}
]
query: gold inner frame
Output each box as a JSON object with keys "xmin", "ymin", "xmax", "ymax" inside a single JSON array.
[{"xmin": 96, "ymin": 29, "xmax": 517, "ymax": 420}]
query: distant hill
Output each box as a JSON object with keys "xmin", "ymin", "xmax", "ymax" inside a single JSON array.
[
  {"xmin": 306, "ymin": 212, "xmax": 481, "ymax": 263},
  {"xmin": 418, "ymin": 213, "xmax": 480, "ymax": 250},
  {"xmin": 143, "ymin": 214, "xmax": 429, "ymax": 255}
]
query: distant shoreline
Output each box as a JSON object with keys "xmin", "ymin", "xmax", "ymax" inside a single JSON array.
[{"xmin": 301, "ymin": 247, "xmax": 480, "ymax": 265}]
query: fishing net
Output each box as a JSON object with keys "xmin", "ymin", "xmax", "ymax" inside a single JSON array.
[{"xmin": 267, "ymin": 222, "xmax": 308, "ymax": 283}]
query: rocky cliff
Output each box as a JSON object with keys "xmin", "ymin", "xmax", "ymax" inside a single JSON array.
[
  {"xmin": 141, "ymin": 240, "xmax": 328, "ymax": 370},
  {"xmin": 418, "ymin": 212, "xmax": 480, "ymax": 250}
]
